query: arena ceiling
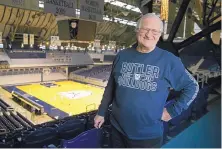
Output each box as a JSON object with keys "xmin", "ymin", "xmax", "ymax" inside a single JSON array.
[
  {"xmin": 0, "ymin": 0, "xmax": 220, "ymax": 47},
  {"xmin": 0, "ymin": 0, "xmax": 148, "ymax": 47}
]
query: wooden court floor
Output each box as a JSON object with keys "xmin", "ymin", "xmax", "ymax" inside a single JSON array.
[{"xmin": 16, "ymin": 81, "xmax": 104, "ymax": 116}]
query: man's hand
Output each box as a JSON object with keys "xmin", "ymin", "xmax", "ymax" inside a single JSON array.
[
  {"xmin": 161, "ymin": 108, "xmax": 172, "ymax": 122},
  {"xmin": 94, "ymin": 115, "xmax": 105, "ymax": 128}
]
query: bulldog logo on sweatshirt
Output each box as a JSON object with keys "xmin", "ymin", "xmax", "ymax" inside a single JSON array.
[{"xmin": 134, "ymin": 74, "xmax": 140, "ymax": 80}]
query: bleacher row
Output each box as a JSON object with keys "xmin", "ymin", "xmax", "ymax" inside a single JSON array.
[
  {"xmin": 71, "ymin": 65, "xmax": 112, "ymax": 87},
  {"xmin": 7, "ymin": 50, "xmax": 46, "ymax": 59},
  {"xmin": 0, "ymin": 49, "xmax": 94, "ymax": 68},
  {"xmin": 0, "ymin": 68, "xmax": 62, "ymax": 76},
  {"xmin": 0, "ymin": 110, "xmax": 99, "ymax": 148},
  {"xmin": 75, "ymin": 65, "xmax": 112, "ymax": 80},
  {"xmin": 0, "ymin": 84, "xmax": 213, "ymax": 148},
  {"xmin": 0, "ymin": 98, "xmax": 34, "ymax": 136}
]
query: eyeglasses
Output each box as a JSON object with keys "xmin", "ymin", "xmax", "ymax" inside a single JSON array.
[{"xmin": 137, "ymin": 28, "xmax": 162, "ymax": 35}]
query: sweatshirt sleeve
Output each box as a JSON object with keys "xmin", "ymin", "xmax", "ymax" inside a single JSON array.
[
  {"xmin": 165, "ymin": 56, "xmax": 199, "ymax": 118},
  {"xmin": 97, "ymin": 54, "xmax": 120, "ymax": 117}
]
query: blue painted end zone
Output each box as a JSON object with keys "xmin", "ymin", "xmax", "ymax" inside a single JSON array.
[{"xmin": 2, "ymin": 85, "xmax": 69, "ymax": 119}]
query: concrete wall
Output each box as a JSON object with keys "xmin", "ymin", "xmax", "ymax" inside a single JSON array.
[
  {"xmin": 2, "ymin": 52, "xmax": 94, "ymax": 68},
  {"xmin": 0, "ymin": 73, "xmax": 67, "ymax": 85}
]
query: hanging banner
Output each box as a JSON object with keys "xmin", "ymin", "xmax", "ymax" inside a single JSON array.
[
  {"xmin": 51, "ymin": 36, "xmax": 56, "ymax": 45},
  {"xmin": 29, "ymin": 34, "xmax": 34, "ymax": 45},
  {"xmin": 55, "ymin": 36, "xmax": 61, "ymax": 46},
  {"xmin": 44, "ymin": 0, "xmax": 76, "ymax": 17},
  {"xmin": 109, "ymin": 41, "xmax": 116, "ymax": 49},
  {"xmin": 0, "ymin": 32, "xmax": 2, "ymax": 44},
  {"xmin": 93, "ymin": 39, "xmax": 100, "ymax": 48},
  {"xmin": 23, "ymin": 34, "xmax": 28, "ymax": 45},
  {"xmin": 80, "ymin": 0, "xmax": 104, "ymax": 22},
  {"xmin": 0, "ymin": 0, "xmax": 39, "ymax": 11},
  {"xmin": 160, "ymin": 0, "xmax": 169, "ymax": 21},
  {"xmin": 51, "ymin": 36, "xmax": 61, "ymax": 46},
  {"xmin": 56, "ymin": 40, "xmax": 61, "ymax": 46}
]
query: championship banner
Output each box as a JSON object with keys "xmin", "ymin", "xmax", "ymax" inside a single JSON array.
[
  {"xmin": 56, "ymin": 40, "xmax": 61, "ymax": 46},
  {"xmin": 29, "ymin": 34, "xmax": 34, "ymax": 45},
  {"xmin": 160, "ymin": 0, "xmax": 169, "ymax": 21},
  {"xmin": 0, "ymin": 32, "xmax": 2, "ymax": 44},
  {"xmin": 51, "ymin": 36, "xmax": 61, "ymax": 46},
  {"xmin": 109, "ymin": 41, "xmax": 116, "ymax": 49},
  {"xmin": 51, "ymin": 36, "xmax": 56, "ymax": 46},
  {"xmin": 93, "ymin": 39, "xmax": 100, "ymax": 48},
  {"xmin": 44, "ymin": 0, "xmax": 76, "ymax": 17},
  {"xmin": 80, "ymin": 0, "xmax": 104, "ymax": 22},
  {"xmin": 23, "ymin": 34, "xmax": 28, "ymax": 45},
  {"xmin": 55, "ymin": 37, "xmax": 61, "ymax": 46},
  {"xmin": 0, "ymin": 61, "xmax": 9, "ymax": 69},
  {"xmin": 0, "ymin": 0, "xmax": 39, "ymax": 11}
]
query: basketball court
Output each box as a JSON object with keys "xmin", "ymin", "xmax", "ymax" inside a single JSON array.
[{"xmin": 12, "ymin": 81, "xmax": 104, "ymax": 118}]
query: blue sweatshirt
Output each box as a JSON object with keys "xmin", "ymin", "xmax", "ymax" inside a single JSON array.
[{"xmin": 98, "ymin": 47, "xmax": 199, "ymax": 140}]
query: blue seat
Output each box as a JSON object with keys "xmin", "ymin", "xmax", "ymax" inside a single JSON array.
[
  {"xmin": 61, "ymin": 128, "xmax": 102, "ymax": 148},
  {"xmin": 21, "ymin": 127, "xmax": 59, "ymax": 148},
  {"xmin": 57, "ymin": 119, "xmax": 86, "ymax": 140}
]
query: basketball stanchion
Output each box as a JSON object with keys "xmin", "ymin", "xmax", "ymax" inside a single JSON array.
[{"xmin": 41, "ymin": 68, "xmax": 51, "ymax": 82}]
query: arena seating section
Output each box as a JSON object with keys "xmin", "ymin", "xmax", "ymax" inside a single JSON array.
[
  {"xmin": 0, "ymin": 98, "xmax": 34, "ymax": 137},
  {"xmin": 0, "ymin": 79, "xmax": 219, "ymax": 147},
  {"xmin": 7, "ymin": 50, "xmax": 46, "ymax": 59},
  {"xmin": 0, "ymin": 67, "xmax": 62, "ymax": 76},
  {"xmin": 0, "ymin": 44, "xmax": 220, "ymax": 147},
  {"xmin": 75, "ymin": 65, "xmax": 112, "ymax": 81}
]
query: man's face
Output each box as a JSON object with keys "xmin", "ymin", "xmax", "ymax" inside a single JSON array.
[{"xmin": 136, "ymin": 17, "xmax": 162, "ymax": 50}]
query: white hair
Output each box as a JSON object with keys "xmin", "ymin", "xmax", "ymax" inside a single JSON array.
[{"xmin": 136, "ymin": 13, "xmax": 163, "ymax": 32}]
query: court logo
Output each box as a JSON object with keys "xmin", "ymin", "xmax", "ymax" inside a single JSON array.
[{"xmin": 58, "ymin": 91, "xmax": 92, "ymax": 99}]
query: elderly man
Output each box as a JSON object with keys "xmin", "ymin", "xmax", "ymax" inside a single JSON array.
[{"xmin": 94, "ymin": 13, "xmax": 199, "ymax": 148}]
